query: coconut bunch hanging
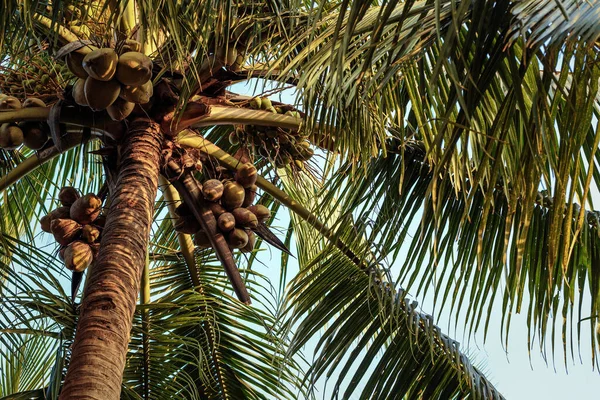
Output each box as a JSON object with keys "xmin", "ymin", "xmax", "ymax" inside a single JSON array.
[
  {"xmin": 229, "ymin": 117, "xmax": 314, "ymax": 170},
  {"xmin": 0, "ymin": 96, "xmax": 51, "ymax": 150},
  {"xmin": 173, "ymin": 162, "xmax": 270, "ymax": 253},
  {"xmin": 0, "ymin": 50, "xmax": 71, "ymax": 104},
  {"xmin": 66, "ymin": 40, "xmax": 153, "ymax": 121},
  {"xmin": 40, "ymin": 187, "xmax": 105, "ymax": 273}
]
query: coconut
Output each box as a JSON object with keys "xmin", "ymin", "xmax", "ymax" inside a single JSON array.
[
  {"xmin": 115, "ymin": 52, "xmax": 153, "ymax": 86},
  {"xmin": 194, "ymin": 231, "xmax": 212, "ymax": 248},
  {"xmin": 202, "ymin": 179, "xmax": 224, "ymax": 202},
  {"xmin": 66, "ymin": 51, "xmax": 89, "ymax": 79},
  {"xmin": 221, "ymin": 181, "xmax": 245, "ymax": 210},
  {"xmin": 232, "ymin": 208, "xmax": 258, "ymax": 229},
  {"xmin": 59, "ymin": 186, "xmax": 81, "ymax": 206},
  {"xmin": 120, "ymin": 79, "xmax": 153, "ymax": 104},
  {"xmin": 260, "ymin": 97, "xmax": 272, "ymax": 110},
  {"xmin": 70, "ymin": 193, "xmax": 102, "ymax": 224},
  {"xmin": 107, "ymin": 97, "xmax": 135, "ymax": 121},
  {"xmin": 0, "ymin": 96, "xmax": 21, "ymax": 110},
  {"xmin": 51, "ymin": 218, "xmax": 82, "ymax": 246},
  {"xmin": 174, "ymin": 216, "xmax": 202, "ymax": 234},
  {"xmin": 19, "ymin": 122, "xmax": 48, "ymax": 150},
  {"xmin": 0, "ymin": 124, "xmax": 24, "ymax": 149},
  {"xmin": 121, "ymin": 39, "xmax": 142, "ymax": 54},
  {"xmin": 63, "ymin": 240, "xmax": 94, "ymax": 272},
  {"xmin": 247, "ymin": 204, "xmax": 270, "ymax": 223},
  {"xmin": 207, "ymin": 202, "xmax": 226, "ymax": 218},
  {"xmin": 84, "ymin": 77, "xmax": 121, "ymax": 110},
  {"xmin": 72, "ymin": 78, "xmax": 88, "ymax": 106},
  {"xmin": 82, "ymin": 224, "xmax": 100, "ymax": 243},
  {"xmin": 175, "ymin": 202, "xmax": 192, "ymax": 217},
  {"xmin": 240, "ymin": 230, "xmax": 256, "ymax": 253},
  {"xmin": 40, "ymin": 206, "xmax": 71, "ymax": 232},
  {"xmin": 82, "ymin": 48, "xmax": 118, "ymax": 81},
  {"xmin": 235, "ymin": 163, "xmax": 257, "ymax": 188},
  {"xmin": 242, "ymin": 184, "xmax": 257, "ymax": 207},
  {"xmin": 217, "ymin": 212, "xmax": 236, "ymax": 232},
  {"xmin": 227, "ymin": 228, "xmax": 249, "ymax": 249},
  {"xmin": 22, "ymin": 97, "xmax": 46, "ymax": 108},
  {"xmin": 249, "ymin": 97, "xmax": 261, "ymax": 109}
]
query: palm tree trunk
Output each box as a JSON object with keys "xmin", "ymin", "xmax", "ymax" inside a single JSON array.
[{"xmin": 60, "ymin": 118, "xmax": 163, "ymax": 400}]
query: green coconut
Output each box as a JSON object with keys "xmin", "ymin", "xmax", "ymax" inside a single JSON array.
[
  {"xmin": 0, "ymin": 96, "xmax": 21, "ymax": 110},
  {"xmin": 84, "ymin": 77, "xmax": 121, "ymax": 110},
  {"xmin": 247, "ymin": 204, "xmax": 270, "ymax": 223},
  {"xmin": 115, "ymin": 52, "xmax": 153, "ymax": 86},
  {"xmin": 227, "ymin": 228, "xmax": 249, "ymax": 249},
  {"xmin": 217, "ymin": 212, "xmax": 236, "ymax": 232},
  {"xmin": 120, "ymin": 79, "xmax": 153, "ymax": 104},
  {"xmin": 22, "ymin": 97, "xmax": 46, "ymax": 108},
  {"xmin": 20, "ymin": 122, "xmax": 49, "ymax": 150},
  {"xmin": 232, "ymin": 207, "xmax": 258, "ymax": 229},
  {"xmin": 260, "ymin": 97, "xmax": 272, "ymax": 110},
  {"xmin": 235, "ymin": 163, "xmax": 257, "ymax": 188},
  {"xmin": 221, "ymin": 181, "xmax": 245, "ymax": 210},
  {"xmin": 107, "ymin": 97, "xmax": 135, "ymax": 121},
  {"xmin": 82, "ymin": 48, "xmax": 118, "ymax": 81},
  {"xmin": 0, "ymin": 124, "xmax": 24, "ymax": 149},
  {"xmin": 66, "ymin": 52, "xmax": 89, "ymax": 79},
  {"xmin": 202, "ymin": 179, "xmax": 224, "ymax": 202},
  {"xmin": 72, "ymin": 78, "xmax": 88, "ymax": 106}
]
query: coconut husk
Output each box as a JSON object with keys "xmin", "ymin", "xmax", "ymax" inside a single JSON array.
[
  {"xmin": 40, "ymin": 206, "xmax": 71, "ymax": 232},
  {"xmin": 82, "ymin": 48, "xmax": 118, "ymax": 81},
  {"xmin": 217, "ymin": 212, "xmax": 236, "ymax": 232},
  {"xmin": 227, "ymin": 228, "xmax": 249, "ymax": 249},
  {"xmin": 240, "ymin": 230, "xmax": 256, "ymax": 253},
  {"xmin": 89, "ymin": 242, "xmax": 101, "ymax": 256},
  {"xmin": 247, "ymin": 204, "xmax": 270, "ymax": 223},
  {"xmin": 120, "ymin": 79, "xmax": 153, "ymax": 104},
  {"xmin": 63, "ymin": 240, "xmax": 94, "ymax": 272},
  {"xmin": 66, "ymin": 51, "xmax": 88, "ymax": 79},
  {"xmin": 221, "ymin": 181, "xmax": 245, "ymax": 210},
  {"xmin": 51, "ymin": 218, "xmax": 82, "ymax": 246},
  {"xmin": 84, "ymin": 77, "xmax": 121, "ymax": 110},
  {"xmin": 194, "ymin": 231, "xmax": 212, "ymax": 248},
  {"xmin": 242, "ymin": 184, "xmax": 257, "ymax": 207},
  {"xmin": 115, "ymin": 52, "xmax": 153, "ymax": 86},
  {"xmin": 232, "ymin": 208, "xmax": 258, "ymax": 229},
  {"xmin": 59, "ymin": 186, "xmax": 81, "ymax": 207},
  {"xmin": 202, "ymin": 179, "xmax": 224, "ymax": 202},
  {"xmin": 174, "ymin": 216, "xmax": 202, "ymax": 234},
  {"xmin": 72, "ymin": 78, "xmax": 88, "ymax": 106},
  {"xmin": 82, "ymin": 224, "xmax": 100, "ymax": 243},
  {"xmin": 70, "ymin": 193, "xmax": 102, "ymax": 224},
  {"xmin": 0, "ymin": 124, "xmax": 24, "ymax": 149},
  {"xmin": 106, "ymin": 97, "xmax": 135, "ymax": 121},
  {"xmin": 20, "ymin": 122, "xmax": 49, "ymax": 150},
  {"xmin": 0, "ymin": 96, "xmax": 21, "ymax": 110}
]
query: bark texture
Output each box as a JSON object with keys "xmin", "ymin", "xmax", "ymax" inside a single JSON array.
[{"xmin": 60, "ymin": 119, "xmax": 163, "ymax": 400}]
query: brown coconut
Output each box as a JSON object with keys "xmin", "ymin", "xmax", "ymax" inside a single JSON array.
[
  {"xmin": 63, "ymin": 240, "xmax": 94, "ymax": 272},
  {"xmin": 175, "ymin": 202, "xmax": 193, "ymax": 217},
  {"xmin": 84, "ymin": 77, "xmax": 121, "ymax": 111},
  {"xmin": 120, "ymin": 79, "xmax": 153, "ymax": 104},
  {"xmin": 106, "ymin": 97, "xmax": 135, "ymax": 121},
  {"xmin": 174, "ymin": 216, "xmax": 202, "ymax": 234},
  {"xmin": 0, "ymin": 124, "xmax": 24, "ymax": 149},
  {"xmin": 217, "ymin": 212, "xmax": 236, "ymax": 232},
  {"xmin": 227, "ymin": 228, "xmax": 249, "ymax": 249},
  {"xmin": 59, "ymin": 186, "xmax": 81, "ymax": 207},
  {"xmin": 72, "ymin": 78, "xmax": 88, "ymax": 106},
  {"xmin": 22, "ymin": 98, "xmax": 46, "ymax": 108},
  {"xmin": 202, "ymin": 179, "xmax": 224, "ymax": 202},
  {"xmin": 82, "ymin": 48, "xmax": 118, "ymax": 81},
  {"xmin": 247, "ymin": 204, "xmax": 270, "ymax": 223},
  {"xmin": 66, "ymin": 51, "xmax": 88, "ymax": 79},
  {"xmin": 240, "ymin": 230, "xmax": 256, "ymax": 253},
  {"xmin": 51, "ymin": 218, "xmax": 82, "ymax": 246},
  {"xmin": 115, "ymin": 52, "xmax": 153, "ymax": 86},
  {"xmin": 235, "ymin": 163, "xmax": 258, "ymax": 188},
  {"xmin": 121, "ymin": 39, "xmax": 142, "ymax": 54},
  {"xmin": 232, "ymin": 208, "xmax": 258, "ymax": 229},
  {"xmin": 19, "ymin": 122, "xmax": 48, "ymax": 150},
  {"xmin": 207, "ymin": 202, "xmax": 226, "ymax": 218},
  {"xmin": 242, "ymin": 184, "xmax": 257, "ymax": 207},
  {"xmin": 0, "ymin": 96, "xmax": 21, "ymax": 110},
  {"xmin": 40, "ymin": 206, "xmax": 71, "ymax": 232},
  {"xmin": 70, "ymin": 193, "xmax": 102, "ymax": 224},
  {"xmin": 194, "ymin": 231, "xmax": 212, "ymax": 248},
  {"xmin": 82, "ymin": 224, "xmax": 100, "ymax": 243},
  {"xmin": 221, "ymin": 181, "xmax": 245, "ymax": 210}
]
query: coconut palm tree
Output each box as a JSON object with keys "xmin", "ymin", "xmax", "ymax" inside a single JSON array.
[{"xmin": 0, "ymin": 0, "xmax": 599, "ymax": 399}]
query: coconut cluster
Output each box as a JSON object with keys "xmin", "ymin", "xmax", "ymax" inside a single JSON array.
[
  {"xmin": 229, "ymin": 121, "xmax": 314, "ymax": 170},
  {"xmin": 67, "ymin": 41, "xmax": 153, "ymax": 121},
  {"xmin": 40, "ymin": 187, "xmax": 104, "ymax": 273},
  {"xmin": 173, "ymin": 162, "xmax": 270, "ymax": 252},
  {"xmin": 0, "ymin": 96, "xmax": 51, "ymax": 150}
]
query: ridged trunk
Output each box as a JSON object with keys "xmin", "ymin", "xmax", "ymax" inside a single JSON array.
[{"xmin": 60, "ymin": 119, "xmax": 163, "ymax": 400}]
